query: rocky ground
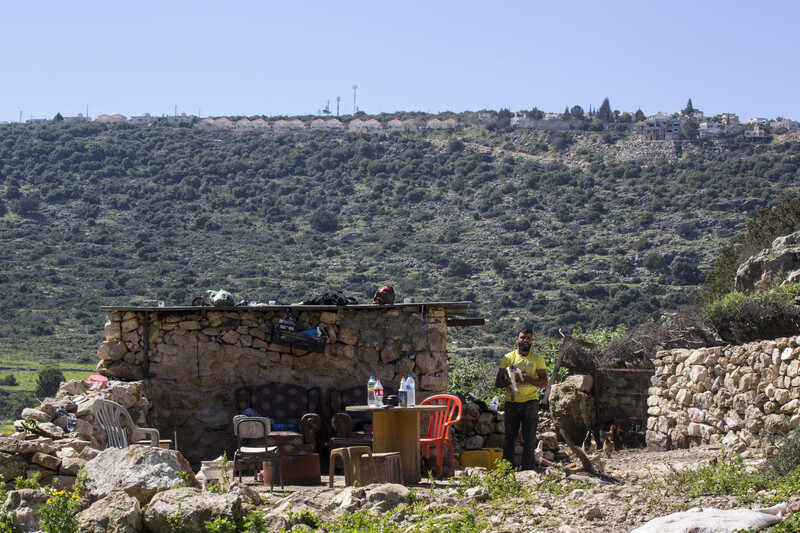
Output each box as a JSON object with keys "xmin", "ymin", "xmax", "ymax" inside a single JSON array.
[{"xmin": 250, "ymin": 445, "xmax": 798, "ymax": 532}]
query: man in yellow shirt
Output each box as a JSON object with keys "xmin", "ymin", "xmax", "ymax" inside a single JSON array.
[{"xmin": 495, "ymin": 328, "xmax": 548, "ymax": 470}]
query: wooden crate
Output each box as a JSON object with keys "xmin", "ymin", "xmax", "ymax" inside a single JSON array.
[{"xmin": 360, "ymin": 452, "xmax": 403, "ymax": 485}]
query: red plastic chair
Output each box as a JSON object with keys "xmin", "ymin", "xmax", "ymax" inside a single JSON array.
[{"xmin": 420, "ymin": 394, "xmax": 463, "ymax": 475}]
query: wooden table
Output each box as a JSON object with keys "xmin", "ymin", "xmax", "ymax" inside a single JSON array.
[{"xmin": 346, "ymin": 404, "xmax": 446, "ymax": 484}]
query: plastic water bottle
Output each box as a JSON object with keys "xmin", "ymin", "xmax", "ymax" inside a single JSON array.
[
  {"xmin": 490, "ymin": 395, "xmax": 499, "ymax": 411},
  {"xmin": 398, "ymin": 376, "xmax": 407, "ymax": 407},
  {"xmin": 374, "ymin": 378, "xmax": 384, "ymax": 406},
  {"xmin": 367, "ymin": 376, "xmax": 376, "ymax": 407},
  {"xmin": 405, "ymin": 374, "xmax": 416, "ymax": 407}
]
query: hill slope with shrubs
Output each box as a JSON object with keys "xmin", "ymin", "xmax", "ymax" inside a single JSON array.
[{"xmin": 1, "ymin": 119, "xmax": 800, "ymax": 369}]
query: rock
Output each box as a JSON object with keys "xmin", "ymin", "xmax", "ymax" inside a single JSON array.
[
  {"xmin": 329, "ymin": 484, "xmax": 410, "ymax": 515},
  {"xmin": 226, "ymin": 481, "xmax": 262, "ymax": 507},
  {"xmin": 631, "ymin": 504, "xmax": 785, "ymax": 532},
  {"xmin": 78, "ymin": 490, "xmax": 143, "ymax": 533},
  {"xmin": 0, "ymin": 451, "xmax": 30, "ymax": 481},
  {"xmin": 539, "ymin": 431, "xmax": 559, "ymax": 452},
  {"xmin": 1, "ymin": 488, "xmax": 49, "ymax": 533},
  {"xmin": 98, "ymin": 339, "xmax": 129, "ymax": 361},
  {"xmin": 584, "ymin": 506, "xmax": 604, "ymax": 520},
  {"xmin": 20, "ymin": 408, "xmax": 51, "ymax": 423},
  {"xmin": 60, "ymin": 456, "xmax": 88, "ymax": 476},
  {"xmin": 37, "ymin": 422, "xmax": 65, "ymax": 439},
  {"xmin": 32, "ymin": 452, "xmax": 61, "ymax": 471},
  {"xmin": 143, "ymin": 487, "xmax": 242, "ymax": 533},
  {"xmin": 85, "ymin": 445, "xmax": 200, "ymax": 505},
  {"xmin": 464, "ymin": 486, "xmax": 490, "ymax": 501},
  {"xmin": 549, "ymin": 380, "xmax": 595, "ymax": 443},
  {"xmin": 735, "ymin": 234, "xmax": 800, "ymax": 293}
]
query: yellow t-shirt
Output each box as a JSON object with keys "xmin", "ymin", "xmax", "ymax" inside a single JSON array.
[{"xmin": 499, "ymin": 349, "xmax": 547, "ymax": 402}]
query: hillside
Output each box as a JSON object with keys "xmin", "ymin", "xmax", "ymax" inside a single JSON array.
[{"xmin": 1, "ymin": 120, "xmax": 799, "ymax": 369}]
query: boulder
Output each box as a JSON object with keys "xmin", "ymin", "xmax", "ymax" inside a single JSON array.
[
  {"xmin": 226, "ymin": 481, "xmax": 262, "ymax": 507},
  {"xmin": 1, "ymin": 488, "xmax": 49, "ymax": 533},
  {"xmin": 0, "ymin": 451, "xmax": 29, "ymax": 481},
  {"xmin": 548, "ymin": 380, "xmax": 595, "ymax": 443},
  {"xmin": 735, "ymin": 231, "xmax": 800, "ymax": 292},
  {"xmin": 77, "ymin": 490, "xmax": 143, "ymax": 533},
  {"xmin": 143, "ymin": 487, "xmax": 243, "ymax": 533},
  {"xmin": 85, "ymin": 445, "xmax": 200, "ymax": 505},
  {"xmin": 20, "ymin": 408, "xmax": 51, "ymax": 423}
]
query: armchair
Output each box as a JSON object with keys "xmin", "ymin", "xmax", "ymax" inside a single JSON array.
[{"xmin": 327, "ymin": 384, "xmax": 397, "ymax": 449}]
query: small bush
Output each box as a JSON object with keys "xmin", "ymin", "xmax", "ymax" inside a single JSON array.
[
  {"xmin": 35, "ymin": 367, "xmax": 65, "ymax": 398},
  {"xmin": 763, "ymin": 425, "xmax": 800, "ymax": 477},
  {"xmin": 702, "ymin": 285, "xmax": 800, "ymax": 343},
  {"xmin": 38, "ymin": 490, "xmax": 81, "ymax": 533}
]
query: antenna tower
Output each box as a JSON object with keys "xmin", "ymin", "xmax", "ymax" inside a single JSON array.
[
  {"xmin": 352, "ymin": 84, "xmax": 358, "ymax": 114},
  {"xmin": 336, "ymin": 96, "xmax": 341, "ymax": 116}
]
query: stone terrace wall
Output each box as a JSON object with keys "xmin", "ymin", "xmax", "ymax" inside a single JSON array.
[
  {"xmin": 648, "ymin": 336, "xmax": 800, "ymax": 451},
  {"xmin": 95, "ymin": 304, "xmax": 456, "ymax": 465}
]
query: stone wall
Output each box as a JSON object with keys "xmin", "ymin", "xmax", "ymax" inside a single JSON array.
[
  {"xmin": 95, "ymin": 304, "xmax": 464, "ymax": 465},
  {"xmin": 647, "ymin": 336, "xmax": 800, "ymax": 451}
]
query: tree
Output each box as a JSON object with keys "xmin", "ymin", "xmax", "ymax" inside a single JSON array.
[
  {"xmin": 447, "ymin": 137, "xmax": 465, "ymax": 153},
  {"xmin": 53, "ymin": 112, "xmax": 64, "ymax": 122},
  {"xmin": 683, "ymin": 99, "xmax": 695, "ymax": 116},
  {"xmin": 570, "ymin": 105, "xmax": 585, "ymax": 121},
  {"xmin": 12, "ymin": 193, "xmax": 41, "ymax": 217},
  {"xmin": 672, "ymin": 261, "xmax": 703, "ymax": 285},
  {"xmin": 35, "ymin": 367, "xmax": 65, "ymax": 398},
  {"xmin": 562, "ymin": 106, "xmax": 572, "ymax": 121},
  {"xmin": 683, "ymin": 118, "xmax": 700, "ymax": 140},
  {"xmin": 447, "ymin": 258, "xmax": 472, "ymax": 277},
  {"xmin": 597, "ymin": 98, "xmax": 612, "ymax": 123},
  {"xmin": 526, "ymin": 107, "xmax": 544, "ymax": 120},
  {"xmin": 634, "ymin": 108, "xmax": 646, "ymax": 122},
  {"xmin": 496, "ymin": 108, "xmax": 512, "ymax": 129},
  {"xmin": 491, "ymin": 257, "xmax": 510, "ymax": 275},
  {"xmin": 309, "ymin": 209, "xmax": 339, "ymax": 233}
]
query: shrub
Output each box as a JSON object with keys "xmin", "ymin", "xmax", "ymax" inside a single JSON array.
[
  {"xmin": 35, "ymin": 367, "xmax": 65, "ymax": 398},
  {"xmin": 447, "ymin": 353, "xmax": 497, "ymax": 405},
  {"xmin": 702, "ymin": 284, "xmax": 800, "ymax": 343},
  {"xmin": 309, "ymin": 209, "xmax": 339, "ymax": 233},
  {"xmin": 38, "ymin": 490, "xmax": 81, "ymax": 533}
]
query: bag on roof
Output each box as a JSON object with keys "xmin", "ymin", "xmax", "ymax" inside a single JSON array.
[
  {"xmin": 302, "ymin": 291, "xmax": 357, "ymax": 306},
  {"xmin": 207, "ymin": 289, "xmax": 235, "ymax": 307}
]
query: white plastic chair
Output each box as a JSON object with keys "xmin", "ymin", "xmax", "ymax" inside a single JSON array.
[{"xmin": 92, "ymin": 398, "xmax": 160, "ymax": 449}]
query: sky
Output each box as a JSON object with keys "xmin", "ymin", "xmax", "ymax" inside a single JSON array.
[{"xmin": 2, "ymin": 1, "xmax": 799, "ymax": 123}]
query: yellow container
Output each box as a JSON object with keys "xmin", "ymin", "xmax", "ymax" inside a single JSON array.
[
  {"xmin": 457, "ymin": 450, "xmax": 491, "ymax": 469},
  {"xmin": 483, "ymin": 448, "xmax": 503, "ymax": 470}
]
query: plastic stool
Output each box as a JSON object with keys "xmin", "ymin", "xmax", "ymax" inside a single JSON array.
[
  {"xmin": 329, "ymin": 446, "xmax": 377, "ymax": 487},
  {"xmin": 329, "ymin": 448, "xmax": 354, "ymax": 487},
  {"xmin": 347, "ymin": 446, "xmax": 377, "ymax": 486}
]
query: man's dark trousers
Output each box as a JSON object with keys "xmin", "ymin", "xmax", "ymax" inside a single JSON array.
[{"xmin": 502, "ymin": 399, "xmax": 540, "ymax": 470}]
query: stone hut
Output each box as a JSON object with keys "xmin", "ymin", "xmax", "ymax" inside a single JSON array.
[{"xmin": 95, "ymin": 302, "xmax": 472, "ymax": 465}]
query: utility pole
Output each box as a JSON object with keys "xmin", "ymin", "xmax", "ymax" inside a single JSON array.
[{"xmin": 352, "ymin": 84, "xmax": 358, "ymax": 114}]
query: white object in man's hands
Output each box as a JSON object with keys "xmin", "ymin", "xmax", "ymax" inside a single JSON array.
[{"xmin": 506, "ymin": 366, "xmax": 523, "ymax": 393}]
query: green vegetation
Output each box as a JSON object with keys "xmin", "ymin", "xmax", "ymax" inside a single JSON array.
[
  {"xmin": 1, "ymin": 118, "xmax": 799, "ymax": 419},
  {"xmin": 35, "ymin": 366, "xmax": 65, "ymax": 398}
]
